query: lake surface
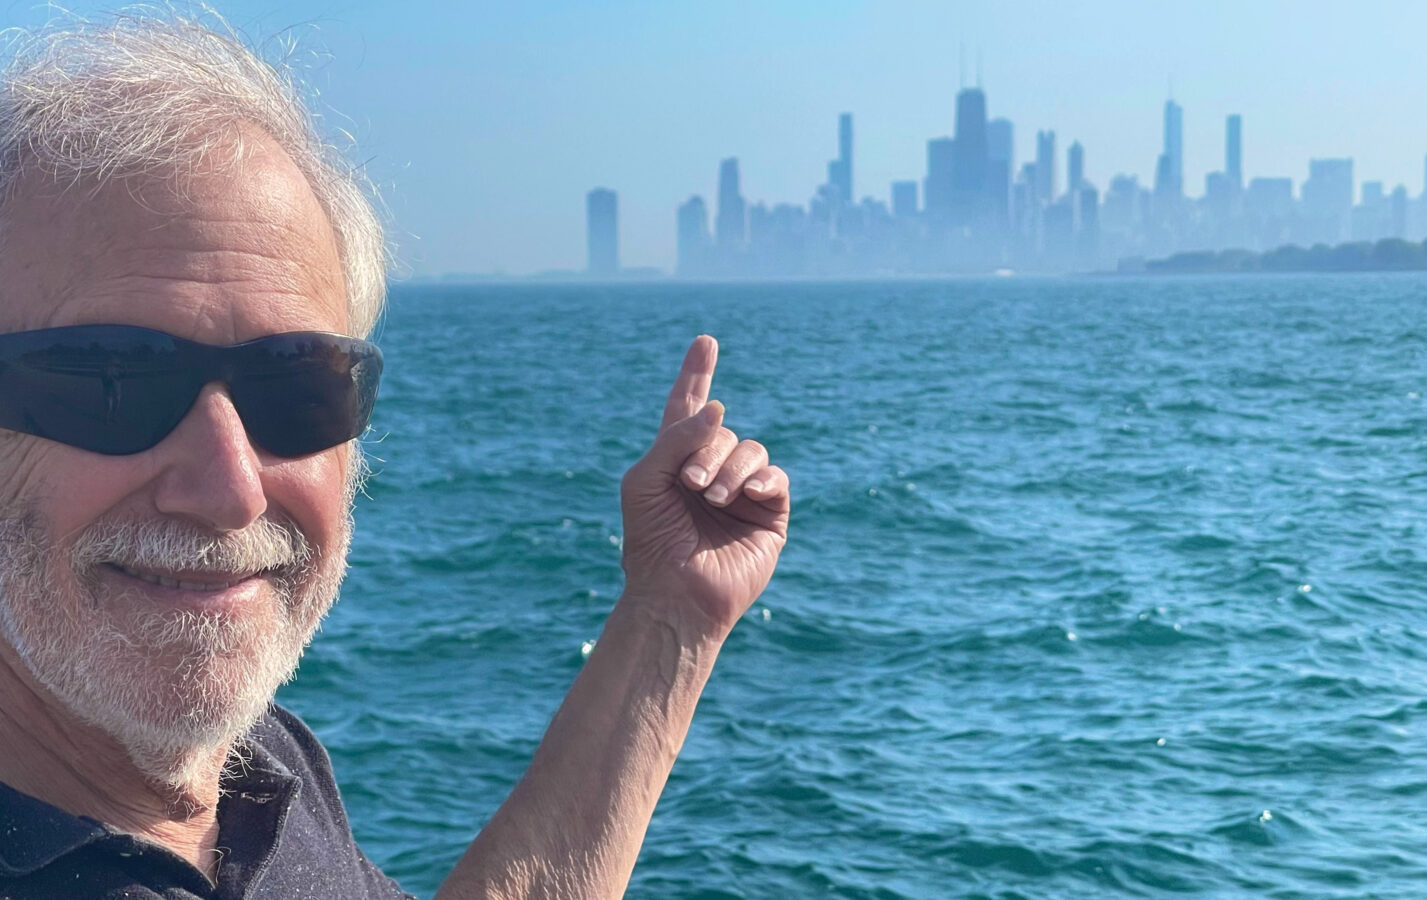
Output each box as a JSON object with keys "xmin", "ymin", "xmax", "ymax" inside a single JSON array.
[{"xmin": 279, "ymin": 274, "xmax": 1427, "ymax": 898}]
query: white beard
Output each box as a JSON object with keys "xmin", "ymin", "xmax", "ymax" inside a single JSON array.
[{"xmin": 0, "ymin": 504, "xmax": 350, "ymax": 796}]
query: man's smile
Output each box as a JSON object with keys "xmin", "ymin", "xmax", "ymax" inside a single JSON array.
[
  {"xmin": 103, "ymin": 564, "xmax": 272, "ymax": 604},
  {"xmin": 105, "ymin": 562, "xmax": 257, "ymax": 592}
]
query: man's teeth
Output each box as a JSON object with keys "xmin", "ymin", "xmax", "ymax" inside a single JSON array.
[{"xmin": 113, "ymin": 564, "xmax": 245, "ymax": 592}]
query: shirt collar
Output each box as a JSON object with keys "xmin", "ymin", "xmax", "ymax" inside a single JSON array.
[
  {"xmin": 0, "ymin": 717, "xmax": 301, "ymax": 879},
  {"xmin": 0, "ymin": 779, "xmax": 108, "ymax": 876}
]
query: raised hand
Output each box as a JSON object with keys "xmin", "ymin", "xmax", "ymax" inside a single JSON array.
[{"xmin": 619, "ymin": 335, "xmax": 790, "ymax": 641}]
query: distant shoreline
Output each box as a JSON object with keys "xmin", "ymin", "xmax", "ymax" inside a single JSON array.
[
  {"xmin": 406, "ymin": 267, "xmax": 1427, "ymax": 288},
  {"xmin": 1133, "ymin": 238, "xmax": 1427, "ymax": 276},
  {"xmin": 409, "ymin": 240, "xmax": 1427, "ymax": 286}
]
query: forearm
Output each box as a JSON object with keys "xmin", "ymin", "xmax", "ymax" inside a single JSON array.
[{"xmin": 435, "ymin": 595, "xmax": 723, "ymax": 900}]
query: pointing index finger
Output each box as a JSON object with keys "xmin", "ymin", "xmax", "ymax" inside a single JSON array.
[{"xmin": 660, "ymin": 335, "xmax": 718, "ymax": 430}]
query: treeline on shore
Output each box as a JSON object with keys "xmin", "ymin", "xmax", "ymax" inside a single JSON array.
[{"xmin": 1141, "ymin": 238, "xmax": 1427, "ymax": 274}]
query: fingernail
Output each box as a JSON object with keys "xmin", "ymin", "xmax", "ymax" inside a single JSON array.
[
  {"xmin": 745, "ymin": 479, "xmax": 765, "ymax": 494},
  {"xmin": 705, "ymin": 484, "xmax": 729, "ymax": 505},
  {"xmin": 702, "ymin": 400, "xmax": 724, "ymax": 424},
  {"xmin": 685, "ymin": 465, "xmax": 710, "ymax": 487}
]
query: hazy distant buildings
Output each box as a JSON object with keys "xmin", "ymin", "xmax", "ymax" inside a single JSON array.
[
  {"xmin": 987, "ymin": 118, "xmax": 1014, "ymax": 226},
  {"xmin": 1204, "ymin": 171, "xmax": 1233, "ymax": 220},
  {"xmin": 1198, "ymin": 115, "xmax": 1245, "ymax": 248},
  {"xmin": 676, "ymin": 195, "xmax": 710, "ymax": 276},
  {"xmin": 826, "ymin": 113, "xmax": 853, "ymax": 204},
  {"xmin": 1301, "ymin": 158, "xmax": 1353, "ymax": 244},
  {"xmin": 925, "ymin": 137, "xmax": 955, "ymax": 226},
  {"xmin": 1101, "ymin": 174, "xmax": 1146, "ymax": 259},
  {"xmin": 1035, "ymin": 130, "xmax": 1056, "ymax": 205},
  {"xmin": 660, "ymin": 95, "xmax": 1427, "ymax": 279},
  {"xmin": 1392, "ymin": 185, "xmax": 1409, "ymax": 238},
  {"xmin": 1077, "ymin": 185, "xmax": 1100, "ymax": 265},
  {"xmin": 1244, "ymin": 176, "xmax": 1294, "ymax": 249},
  {"xmin": 1067, "ymin": 141, "xmax": 1084, "ymax": 197},
  {"xmin": 1351, "ymin": 179, "xmax": 1408, "ymax": 242},
  {"xmin": 1043, "ymin": 194, "xmax": 1074, "ymax": 267},
  {"xmin": 951, "ymin": 87, "xmax": 989, "ymax": 226},
  {"xmin": 1246, "ymin": 177, "xmax": 1294, "ymax": 212},
  {"xmin": 1011, "ymin": 163, "xmax": 1036, "ymax": 247},
  {"xmin": 1354, "ymin": 181, "xmax": 1384, "ymax": 240},
  {"xmin": 716, "ymin": 158, "xmax": 747, "ymax": 251},
  {"xmin": 586, "ymin": 188, "xmax": 618, "ymax": 275},
  {"xmin": 892, "ymin": 180, "xmax": 918, "ymax": 217},
  {"xmin": 1226, "ymin": 114, "xmax": 1243, "ymax": 189},
  {"xmin": 748, "ymin": 202, "xmax": 810, "ymax": 276},
  {"xmin": 1155, "ymin": 99, "xmax": 1184, "ymax": 200},
  {"xmin": 1166, "ymin": 100, "xmax": 1183, "ymax": 186}
]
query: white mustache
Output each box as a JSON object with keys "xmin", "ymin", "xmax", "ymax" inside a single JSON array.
[{"xmin": 70, "ymin": 516, "xmax": 312, "ymax": 581}]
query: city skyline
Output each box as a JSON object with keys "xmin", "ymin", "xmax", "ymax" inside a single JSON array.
[
  {"xmin": 618, "ymin": 96, "xmax": 1427, "ymax": 279},
  {"xmin": 643, "ymin": 88, "xmax": 1427, "ymax": 279},
  {"xmin": 7, "ymin": 1, "xmax": 1427, "ymax": 275}
]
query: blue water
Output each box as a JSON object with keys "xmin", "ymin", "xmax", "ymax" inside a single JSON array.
[{"xmin": 279, "ymin": 274, "xmax": 1427, "ymax": 898}]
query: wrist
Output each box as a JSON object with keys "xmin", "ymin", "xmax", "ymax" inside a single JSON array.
[{"xmin": 613, "ymin": 588, "xmax": 733, "ymax": 654}]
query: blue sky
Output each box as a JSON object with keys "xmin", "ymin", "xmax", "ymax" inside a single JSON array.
[{"xmin": 5, "ymin": 1, "xmax": 1427, "ymax": 275}]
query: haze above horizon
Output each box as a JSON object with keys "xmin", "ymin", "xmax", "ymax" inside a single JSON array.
[{"xmin": 3, "ymin": 0, "xmax": 1424, "ymax": 277}]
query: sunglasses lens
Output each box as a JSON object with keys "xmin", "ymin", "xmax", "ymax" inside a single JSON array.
[
  {"xmin": 230, "ymin": 334, "xmax": 383, "ymax": 457},
  {"xmin": 0, "ymin": 328, "xmax": 198, "ymax": 454},
  {"xmin": 0, "ymin": 327, "xmax": 381, "ymax": 457}
]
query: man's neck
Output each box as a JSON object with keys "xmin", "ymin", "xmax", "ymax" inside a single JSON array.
[{"xmin": 0, "ymin": 643, "xmax": 227, "ymax": 881}]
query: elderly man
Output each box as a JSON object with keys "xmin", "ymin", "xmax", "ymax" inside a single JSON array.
[{"xmin": 0, "ymin": 12, "xmax": 788, "ymax": 900}]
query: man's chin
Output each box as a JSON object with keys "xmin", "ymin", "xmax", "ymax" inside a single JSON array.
[
  {"xmin": 19, "ymin": 608, "xmax": 314, "ymax": 794},
  {"xmin": 102, "ymin": 640, "xmax": 294, "ymax": 730}
]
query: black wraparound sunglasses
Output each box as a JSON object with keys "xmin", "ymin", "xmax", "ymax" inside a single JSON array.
[{"xmin": 0, "ymin": 324, "xmax": 383, "ymax": 457}]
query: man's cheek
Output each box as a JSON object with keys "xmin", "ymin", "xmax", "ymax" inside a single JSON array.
[
  {"xmin": 274, "ymin": 447, "xmax": 352, "ymax": 540},
  {"xmin": 0, "ymin": 436, "xmax": 63, "ymax": 509}
]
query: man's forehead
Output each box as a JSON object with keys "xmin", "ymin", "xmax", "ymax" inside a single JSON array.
[{"xmin": 0, "ymin": 132, "xmax": 348, "ymax": 342}]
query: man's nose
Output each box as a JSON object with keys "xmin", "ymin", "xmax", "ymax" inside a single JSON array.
[{"xmin": 150, "ymin": 383, "xmax": 268, "ymax": 531}]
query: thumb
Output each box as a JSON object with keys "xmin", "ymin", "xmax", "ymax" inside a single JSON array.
[{"xmin": 634, "ymin": 400, "xmax": 725, "ymax": 478}]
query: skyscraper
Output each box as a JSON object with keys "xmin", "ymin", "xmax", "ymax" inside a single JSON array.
[
  {"xmin": 586, "ymin": 188, "xmax": 618, "ymax": 276},
  {"xmin": 1101, "ymin": 175, "xmax": 1143, "ymax": 238},
  {"xmin": 1156, "ymin": 99, "xmax": 1184, "ymax": 198},
  {"xmin": 838, "ymin": 113, "xmax": 853, "ymax": 202},
  {"xmin": 716, "ymin": 158, "xmax": 746, "ymax": 248},
  {"xmin": 1245, "ymin": 178, "xmax": 1293, "ymax": 217},
  {"xmin": 1077, "ymin": 185, "xmax": 1100, "ymax": 267},
  {"xmin": 1035, "ymin": 131, "xmax": 1056, "ymax": 205},
  {"xmin": 1302, "ymin": 157, "xmax": 1354, "ymax": 243},
  {"xmin": 1391, "ymin": 185, "xmax": 1408, "ymax": 238},
  {"xmin": 891, "ymin": 181, "xmax": 918, "ymax": 218},
  {"xmin": 825, "ymin": 113, "xmax": 854, "ymax": 206},
  {"xmin": 951, "ymin": 87, "xmax": 988, "ymax": 225},
  {"xmin": 925, "ymin": 137, "xmax": 956, "ymax": 224},
  {"xmin": 676, "ymin": 195, "xmax": 709, "ymax": 276},
  {"xmin": 1226, "ymin": 114, "xmax": 1242, "ymax": 189},
  {"xmin": 987, "ymin": 118, "xmax": 1014, "ymax": 225},
  {"xmin": 1068, "ymin": 141, "xmax": 1084, "ymax": 197}
]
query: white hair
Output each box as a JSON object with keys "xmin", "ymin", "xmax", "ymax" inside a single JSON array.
[{"xmin": 0, "ymin": 8, "xmax": 387, "ymax": 336}]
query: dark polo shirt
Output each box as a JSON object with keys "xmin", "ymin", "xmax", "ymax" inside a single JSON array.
[{"xmin": 0, "ymin": 705, "xmax": 416, "ymax": 899}]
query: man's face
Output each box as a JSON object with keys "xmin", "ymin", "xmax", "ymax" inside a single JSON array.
[{"xmin": 0, "ymin": 132, "xmax": 355, "ymax": 785}]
